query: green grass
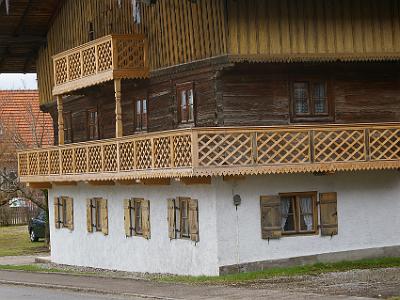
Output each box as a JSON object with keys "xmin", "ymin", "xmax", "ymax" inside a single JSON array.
[
  {"xmin": 0, "ymin": 226, "xmax": 48, "ymax": 257},
  {"xmin": 156, "ymin": 257, "xmax": 400, "ymax": 284}
]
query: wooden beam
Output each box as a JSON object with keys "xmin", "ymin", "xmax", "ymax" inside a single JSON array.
[
  {"xmin": 0, "ymin": 35, "xmax": 47, "ymax": 45},
  {"xmin": 53, "ymin": 182, "xmax": 77, "ymax": 186},
  {"xmin": 27, "ymin": 182, "xmax": 52, "ymax": 189},
  {"xmin": 142, "ymin": 178, "xmax": 170, "ymax": 185},
  {"xmin": 88, "ymin": 180, "xmax": 115, "ymax": 186},
  {"xmin": 114, "ymin": 79, "xmax": 123, "ymax": 138},
  {"xmin": 57, "ymin": 95, "xmax": 64, "ymax": 145},
  {"xmin": 116, "ymin": 179, "xmax": 137, "ymax": 185},
  {"xmin": 181, "ymin": 177, "xmax": 211, "ymax": 185},
  {"xmin": 223, "ymin": 175, "xmax": 246, "ymax": 181}
]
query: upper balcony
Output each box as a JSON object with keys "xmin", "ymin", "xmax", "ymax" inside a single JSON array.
[
  {"xmin": 18, "ymin": 123, "xmax": 400, "ymax": 185},
  {"xmin": 52, "ymin": 34, "xmax": 149, "ymax": 96}
]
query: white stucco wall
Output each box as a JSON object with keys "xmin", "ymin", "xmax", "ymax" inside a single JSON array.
[
  {"xmin": 215, "ymin": 170, "xmax": 400, "ymax": 268},
  {"xmin": 49, "ymin": 181, "xmax": 219, "ymax": 276},
  {"xmin": 49, "ymin": 170, "xmax": 400, "ymax": 276}
]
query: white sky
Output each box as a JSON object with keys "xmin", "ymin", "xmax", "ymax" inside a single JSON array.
[{"xmin": 0, "ymin": 73, "xmax": 38, "ymax": 90}]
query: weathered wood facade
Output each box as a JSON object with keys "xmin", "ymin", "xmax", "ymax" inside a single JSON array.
[{"xmin": 13, "ymin": 0, "xmax": 400, "ymax": 184}]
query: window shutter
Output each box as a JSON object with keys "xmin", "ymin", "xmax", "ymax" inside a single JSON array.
[
  {"xmin": 124, "ymin": 199, "xmax": 132, "ymax": 237},
  {"xmin": 142, "ymin": 200, "xmax": 151, "ymax": 239},
  {"xmin": 101, "ymin": 199, "xmax": 109, "ymax": 235},
  {"xmin": 167, "ymin": 198, "xmax": 176, "ymax": 239},
  {"xmin": 54, "ymin": 197, "xmax": 60, "ymax": 229},
  {"xmin": 86, "ymin": 199, "xmax": 93, "ymax": 233},
  {"xmin": 260, "ymin": 196, "xmax": 282, "ymax": 239},
  {"xmin": 319, "ymin": 192, "xmax": 338, "ymax": 236},
  {"xmin": 188, "ymin": 199, "xmax": 199, "ymax": 242},
  {"xmin": 175, "ymin": 197, "xmax": 181, "ymax": 238},
  {"xmin": 66, "ymin": 197, "xmax": 74, "ymax": 230}
]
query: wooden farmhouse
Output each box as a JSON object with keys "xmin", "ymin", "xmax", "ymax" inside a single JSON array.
[{"xmin": 2, "ymin": 0, "xmax": 400, "ymax": 275}]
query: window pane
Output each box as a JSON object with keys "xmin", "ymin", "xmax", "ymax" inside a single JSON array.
[
  {"xmin": 313, "ymin": 83, "xmax": 327, "ymax": 113},
  {"xmin": 142, "ymin": 99, "xmax": 147, "ymax": 129},
  {"xmin": 181, "ymin": 200, "xmax": 189, "ymax": 237},
  {"xmin": 135, "ymin": 201, "xmax": 142, "ymax": 234},
  {"xmin": 299, "ymin": 196, "xmax": 314, "ymax": 231},
  {"xmin": 136, "ymin": 100, "xmax": 142, "ymax": 130},
  {"xmin": 187, "ymin": 89, "xmax": 194, "ymax": 122},
  {"xmin": 293, "ymin": 82, "xmax": 309, "ymax": 114},
  {"xmin": 281, "ymin": 197, "xmax": 295, "ymax": 232},
  {"xmin": 180, "ymin": 91, "xmax": 187, "ymax": 122}
]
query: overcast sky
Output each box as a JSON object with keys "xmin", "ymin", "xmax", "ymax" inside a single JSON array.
[{"xmin": 0, "ymin": 73, "xmax": 38, "ymax": 90}]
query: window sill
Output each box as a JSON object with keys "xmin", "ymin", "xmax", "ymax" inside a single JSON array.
[
  {"xmin": 281, "ymin": 231, "xmax": 319, "ymax": 237},
  {"xmin": 290, "ymin": 116, "xmax": 334, "ymax": 123}
]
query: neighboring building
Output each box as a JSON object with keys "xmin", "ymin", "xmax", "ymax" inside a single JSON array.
[{"xmin": 2, "ymin": 0, "xmax": 400, "ymax": 276}]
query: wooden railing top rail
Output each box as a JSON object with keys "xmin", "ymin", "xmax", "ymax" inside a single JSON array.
[{"xmin": 18, "ymin": 123, "xmax": 400, "ymax": 183}]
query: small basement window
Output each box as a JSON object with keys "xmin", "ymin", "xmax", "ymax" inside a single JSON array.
[
  {"xmin": 87, "ymin": 198, "xmax": 108, "ymax": 235},
  {"xmin": 54, "ymin": 196, "xmax": 73, "ymax": 230},
  {"xmin": 124, "ymin": 198, "xmax": 151, "ymax": 239}
]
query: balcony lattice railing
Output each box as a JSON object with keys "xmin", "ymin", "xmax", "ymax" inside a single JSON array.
[
  {"xmin": 18, "ymin": 123, "xmax": 400, "ymax": 183},
  {"xmin": 52, "ymin": 34, "xmax": 148, "ymax": 95}
]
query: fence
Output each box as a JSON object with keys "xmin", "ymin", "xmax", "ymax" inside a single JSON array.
[{"xmin": 0, "ymin": 206, "xmax": 39, "ymax": 226}]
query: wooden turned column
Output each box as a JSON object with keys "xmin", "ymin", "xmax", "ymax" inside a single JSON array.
[
  {"xmin": 57, "ymin": 95, "xmax": 65, "ymax": 145},
  {"xmin": 114, "ymin": 79, "xmax": 123, "ymax": 138}
]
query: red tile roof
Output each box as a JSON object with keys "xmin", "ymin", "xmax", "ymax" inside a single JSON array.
[{"xmin": 0, "ymin": 90, "xmax": 53, "ymax": 147}]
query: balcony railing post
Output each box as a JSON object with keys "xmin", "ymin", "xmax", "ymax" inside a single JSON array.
[
  {"xmin": 191, "ymin": 130, "xmax": 199, "ymax": 168},
  {"xmin": 251, "ymin": 132, "xmax": 258, "ymax": 165},
  {"xmin": 365, "ymin": 128, "xmax": 371, "ymax": 161},
  {"xmin": 309, "ymin": 130, "xmax": 315, "ymax": 163},
  {"xmin": 114, "ymin": 79, "xmax": 123, "ymax": 138},
  {"xmin": 116, "ymin": 142, "xmax": 120, "ymax": 173},
  {"xmin": 59, "ymin": 149, "xmax": 62, "ymax": 175},
  {"xmin": 170, "ymin": 135, "xmax": 175, "ymax": 168},
  {"xmin": 57, "ymin": 95, "xmax": 65, "ymax": 145}
]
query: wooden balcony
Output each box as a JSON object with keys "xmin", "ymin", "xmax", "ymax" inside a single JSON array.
[
  {"xmin": 18, "ymin": 123, "xmax": 400, "ymax": 184},
  {"xmin": 52, "ymin": 34, "xmax": 148, "ymax": 96}
]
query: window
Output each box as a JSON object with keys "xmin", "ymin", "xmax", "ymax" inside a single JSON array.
[
  {"xmin": 63, "ymin": 112, "xmax": 72, "ymax": 144},
  {"xmin": 291, "ymin": 80, "xmax": 331, "ymax": 121},
  {"xmin": 88, "ymin": 22, "xmax": 95, "ymax": 41},
  {"xmin": 177, "ymin": 83, "xmax": 195, "ymax": 125},
  {"xmin": 167, "ymin": 197, "xmax": 199, "ymax": 242},
  {"xmin": 260, "ymin": 192, "xmax": 338, "ymax": 239},
  {"xmin": 279, "ymin": 192, "xmax": 317, "ymax": 235},
  {"xmin": 54, "ymin": 196, "xmax": 74, "ymax": 230},
  {"xmin": 87, "ymin": 198, "xmax": 108, "ymax": 235},
  {"xmin": 88, "ymin": 108, "xmax": 99, "ymax": 140},
  {"xmin": 124, "ymin": 198, "xmax": 151, "ymax": 239},
  {"xmin": 134, "ymin": 98, "xmax": 148, "ymax": 132}
]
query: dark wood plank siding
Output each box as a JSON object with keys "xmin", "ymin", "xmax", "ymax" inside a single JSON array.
[{"xmin": 221, "ymin": 62, "xmax": 400, "ymax": 126}]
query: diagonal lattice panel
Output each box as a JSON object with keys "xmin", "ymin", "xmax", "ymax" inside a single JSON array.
[
  {"xmin": 61, "ymin": 149, "xmax": 74, "ymax": 174},
  {"xmin": 82, "ymin": 46, "xmax": 96, "ymax": 76},
  {"xmin": 116, "ymin": 39, "xmax": 145, "ymax": 69},
  {"xmin": 88, "ymin": 146, "xmax": 102, "ymax": 173},
  {"xmin": 119, "ymin": 141, "xmax": 135, "ymax": 171},
  {"xmin": 38, "ymin": 151, "xmax": 49, "ymax": 175},
  {"xmin": 54, "ymin": 57, "xmax": 67, "ymax": 85},
  {"xmin": 173, "ymin": 135, "xmax": 192, "ymax": 167},
  {"xmin": 49, "ymin": 150, "xmax": 60, "ymax": 175},
  {"xmin": 74, "ymin": 148, "xmax": 87, "ymax": 173},
  {"xmin": 28, "ymin": 152, "xmax": 39, "ymax": 175},
  {"xmin": 103, "ymin": 144, "xmax": 117, "ymax": 172},
  {"xmin": 314, "ymin": 130, "xmax": 365, "ymax": 162},
  {"xmin": 136, "ymin": 139, "xmax": 152, "ymax": 170},
  {"xmin": 154, "ymin": 137, "xmax": 171, "ymax": 168},
  {"xmin": 198, "ymin": 133, "xmax": 252, "ymax": 167},
  {"xmin": 257, "ymin": 131, "xmax": 310, "ymax": 164},
  {"xmin": 369, "ymin": 128, "xmax": 400, "ymax": 160},
  {"xmin": 18, "ymin": 153, "xmax": 28, "ymax": 176},
  {"xmin": 68, "ymin": 52, "xmax": 82, "ymax": 80},
  {"xmin": 97, "ymin": 41, "xmax": 113, "ymax": 72}
]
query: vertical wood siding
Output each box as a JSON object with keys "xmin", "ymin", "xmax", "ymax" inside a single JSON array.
[
  {"xmin": 37, "ymin": 0, "xmax": 227, "ymax": 106},
  {"xmin": 227, "ymin": 0, "xmax": 400, "ymax": 61}
]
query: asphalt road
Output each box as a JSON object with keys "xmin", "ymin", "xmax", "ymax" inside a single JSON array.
[{"xmin": 0, "ymin": 284, "xmax": 143, "ymax": 300}]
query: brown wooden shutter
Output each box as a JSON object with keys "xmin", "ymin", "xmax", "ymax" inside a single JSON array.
[
  {"xmin": 86, "ymin": 199, "xmax": 93, "ymax": 233},
  {"xmin": 124, "ymin": 199, "xmax": 132, "ymax": 237},
  {"xmin": 260, "ymin": 196, "xmax": 282, "ymax": 239},
  {"xmin": 101, "ymin": 199, "xmax": 109, "ymax": 235},
  {"xmin": 142, "ymin": 200, "xmax": 151, "ymax": 239},
  {"xmin": 175, "ymin": 198, "xmax": 181, "ymax": 238},
  {"xmin": 167, "ymin": 198, "xmax": 176, "ymax": 239},
  {"xmin": 319, "ymin": 192, "xmax": 338, "ymax": 236},
  {"xmin": 54, "ymin": 197, "xmax": 60, "ymax": 229},
  {"xmin": 65, "ymin": 197, "xmax": 74, "ymax": 230},
  {"xmin": 188, "ymin": 199, "xmax": 199, "ymax": 242}
]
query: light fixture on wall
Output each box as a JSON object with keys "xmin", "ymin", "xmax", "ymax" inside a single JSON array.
[{"xmin": 233, "ymin": 194, "xmax": 241, "ymax": 207}]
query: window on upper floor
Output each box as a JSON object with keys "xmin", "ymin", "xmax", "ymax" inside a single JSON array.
[
  {"xmin": 88, "ymin": 108, "xmax": 99, "ymax": 140},
  {"xmin": 260, "ymin": 192, "xmax": 338, "ymax": 239},
  {"xmin": 124, "ymin": 198, "xmax": 150, "ymax": 239},
  {"xmin": 167, "ymin": 197, "xmax": 199, "ymax": 242},
  {"xmin": 177, "ymin": 83, "xmax": 195, "ymax": 125},
  {"xmin": 291, "ymin": 80, "xmax": 332, "ymax": 121},
  {"xmin": 54, "ymin": 196, "xmax": 74, "ymax": 230},
  {"xmin": 63, "ymin": 112, "xmax": 72, "ymax": 144},
  {"xmin": 88, "ymin": 22, "xmax": 95, "ymax": 41},
  {"xmin": 134, "ymin": 97, "xmax": 148, "ymax": 132}
]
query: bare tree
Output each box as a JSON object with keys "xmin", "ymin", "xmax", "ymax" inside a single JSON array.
[{"xmin": 0, "ymin": 101, "xmax": 52, "ymax": 243}]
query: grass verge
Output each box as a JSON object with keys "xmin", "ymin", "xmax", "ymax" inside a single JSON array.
[
  {"xmin": 156, "ymin": 257, "xmax": 400, "ymax": 284},
  {"xmin": 0, "ymin": 225, "xmax": 48, "ymax": 257}
]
